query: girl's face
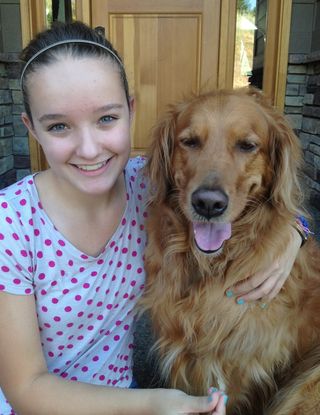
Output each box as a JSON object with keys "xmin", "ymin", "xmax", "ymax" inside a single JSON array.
[{"xmin": 22, "ymin": 56, "xmax": 133, "ymax": 196}]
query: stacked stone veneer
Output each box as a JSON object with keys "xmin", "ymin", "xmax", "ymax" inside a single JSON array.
[
  {"xmin": 285, "ymin": 52, "xmax": 320, "ymax": 238},
  {"xmin": 0, "ymin": 53, "xmax": 30, "ymax": 189}
]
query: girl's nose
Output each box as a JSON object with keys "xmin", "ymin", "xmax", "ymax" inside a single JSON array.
[{"xmin": 76, "ymin": 127, "xmax": 101, "ymax": 159}]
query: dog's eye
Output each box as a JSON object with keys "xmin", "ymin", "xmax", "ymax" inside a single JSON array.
[
  {"xmin": 236, "ymin": 141, "xmax": 257, "ymax": 152},
  {"xmin": 180, "ymin": 137, "xmax": 201, "ymax": 148}
]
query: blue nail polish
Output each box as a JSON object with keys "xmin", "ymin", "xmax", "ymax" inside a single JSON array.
[
  {"xmin": 208, "ymin": 387, "xmax": 218, "ymax": 394},
  {"xmin": 226, "ymin": 290, "xmax": 233, "ymax": 298},
  {"xmin": 236, "ymin": 298, "xmax": 245, "ymax": 305},
  {"xmin": 207, "ymin": 395, "xmax": 213, "ymax": 403},
  {"xmin": 223, "ymin": 394, "xmax": 229, "ymax": 405}
]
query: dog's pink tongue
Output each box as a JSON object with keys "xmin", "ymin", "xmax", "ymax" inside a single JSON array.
[{"xmin": 193, "ymin": 222, "xmax": 231, "ymax": 252}]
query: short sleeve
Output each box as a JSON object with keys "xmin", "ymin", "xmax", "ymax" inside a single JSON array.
[
  {"xmin": 0, "ymin": 200, "xmax": 34, "ymax": 295},
  {"xmin": 127, "ymin": 156, "xmax": 149, "ymax": 196}
]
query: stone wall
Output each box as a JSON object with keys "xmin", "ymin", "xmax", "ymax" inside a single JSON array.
[
  {"xmin": 301, "ymin": 54, "xmax": 320, "ymax": 236},
  {"xmin": 284, "ymin": 0, "xmax": 320, "ymax": 237},
  {"xmin": 0, "ymin": 53, "xmax": 30, "ymax": 188},
  {"xmin": 0, "ymin": 0, "xmax": 29, "ymax": 189},
  {"xmin": 285, "ymin": 53, "xmax": 320, "ymax": 237}
]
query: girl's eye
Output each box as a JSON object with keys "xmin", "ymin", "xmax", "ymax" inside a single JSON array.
[
  {"xmin": 48, "ymin": 123, "xmax": 67, "ymax": 132},
  {"xmin": 99, "ymin": 115, "xmax": 117, "ymax": 124}
]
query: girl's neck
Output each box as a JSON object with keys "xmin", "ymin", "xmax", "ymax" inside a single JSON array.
[
  {"xmin": 35, "ymin": 168, "xmax": 125, "ymax": 215},
  {"xmin": 33, "ymin": 169, "xmax": 128, "ymax": 257}
]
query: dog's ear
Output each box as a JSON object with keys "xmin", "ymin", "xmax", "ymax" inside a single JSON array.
[
  {"xmin": 243, "ymin": 85, "xmax": 271, "ymax": 105},
  {"xmin": 244, "ymin": 87, "xmax": 303, "ymax": 216},
  {"xmin": 267, "ymin": 108, "xmax": 303, "ymax": 216},
  {"xmin": 145, "ymin": 105, "xmax": 178, "ymax": 204}
]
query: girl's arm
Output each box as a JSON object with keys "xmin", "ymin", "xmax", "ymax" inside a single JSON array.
[
  {"xmin": 0, "ymin": 292, "xmax": 223, "ymax": 415},
  {"xmin": 227, "ymin": 223, "xmax": 302, "ymax": 303}
]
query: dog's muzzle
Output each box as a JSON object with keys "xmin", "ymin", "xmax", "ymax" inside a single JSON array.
[{"xmin": 191, "ymin": 187, "xmax": 231, "ymax": 253}]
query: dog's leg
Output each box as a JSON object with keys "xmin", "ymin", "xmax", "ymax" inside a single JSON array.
[{"xmin": 264, "ymin": 345, "xmax": 320, "ymax": 415}]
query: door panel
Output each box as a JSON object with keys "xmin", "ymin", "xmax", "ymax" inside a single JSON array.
[
  {"xmin": 109, "ymin": 13, "xmax": 201, "ymax": 152},
  {"xmin": 91, "ymin": 0, "xmax": 221, "ymax": 155}
]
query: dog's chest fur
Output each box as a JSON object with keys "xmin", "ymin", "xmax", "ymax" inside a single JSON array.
[{"xmin": 147, "ymin": 241, "xmax": 300, "ymax": 396}]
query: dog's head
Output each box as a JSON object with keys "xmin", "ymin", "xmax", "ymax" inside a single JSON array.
[{"xmin": 146, "ymin": 87, "xmax": 303, "ymax": 255}]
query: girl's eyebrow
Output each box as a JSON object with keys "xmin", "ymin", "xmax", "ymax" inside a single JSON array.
[
  {"xmin": 94, "ymin": 104, "xmax": 124, "ymax": 113},
  {"xmin": 38, "ymin": 104, "xmax": 124, "ymax": 123},
  {"xmin": 38, "ymin": 113, "xmax": 66, "ymax": 123}
]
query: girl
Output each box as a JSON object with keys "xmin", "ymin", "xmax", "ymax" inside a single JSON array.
[{"xmin": 0, "ymin": 21, "xmax": 303, "ymax": 415}]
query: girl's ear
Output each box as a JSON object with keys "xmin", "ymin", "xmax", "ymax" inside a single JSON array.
[
  {"xmin": 21, "ymin": 112, "xmax": 38, "ymax": 141},
  {"xmin": 128, "ymin": 96, "xmax": 135, "ymax": 122}
]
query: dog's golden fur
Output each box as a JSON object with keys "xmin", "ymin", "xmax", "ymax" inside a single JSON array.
[{"xmin": 140, "ymin": 88, "xmax": 320, "ymax": 414}]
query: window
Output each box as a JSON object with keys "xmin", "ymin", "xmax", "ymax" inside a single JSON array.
[
  {"xmin": 46, "ymin": 0, "xmax": 76, "ymax": 26},
  {"xmin": 233, "ymin": 0, "xmax": 267, "ymax": 89}
]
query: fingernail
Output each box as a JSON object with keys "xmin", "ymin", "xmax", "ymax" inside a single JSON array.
[
  {"xmin": 236, "ymin": 298, "xmax": 245, "ymax": 305},
  {"xmin": 226, "ymin": 290, "xmax": 233, "ymax": 298},
  {"xmin": 222, "ymin": 393, "xmax": 229, "ymax": 405},
  {"xmin": 207, "ymin": 386, "xmax": 219, "ymax": 402},
  {"xmin": 260, "ymin": 302, "xmax": 268, "ymax": 309},
  {"xmin": 208, "ymin": 387, "xmax": 218, "ymax": 394}
]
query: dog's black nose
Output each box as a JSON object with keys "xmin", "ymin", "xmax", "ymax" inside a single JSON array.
[{"xmin": 191, "ymin": 188, "xmax": 228, "ymax": 219}]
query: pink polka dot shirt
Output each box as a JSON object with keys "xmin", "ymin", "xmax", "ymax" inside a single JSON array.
[{"xmin": 0, "ymin": 157, "xmax": 148, "ymax": 414}]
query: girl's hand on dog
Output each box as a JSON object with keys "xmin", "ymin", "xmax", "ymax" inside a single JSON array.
[
  {"xmin": 208, "ymin": 387, "xmax": 228, "ymax": 415},
  {"xmin": 149, "ymin": 388, "xmax": 226, "ymax": 414},
  {"xmin": 226, "ymin": 226, "xmax": 301, "ymax": 303}
]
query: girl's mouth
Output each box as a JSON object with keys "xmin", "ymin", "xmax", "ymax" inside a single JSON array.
[{"xmin": 73, "ymin": 159, "xmax": 110, "ymax": 172}]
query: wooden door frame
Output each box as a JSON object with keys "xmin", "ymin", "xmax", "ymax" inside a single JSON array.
[
  {"xmin": 263, "ymin": 0, "xmax": 292, "ymax": 108},
  {"xmin": 20, "ymin": 0, "xmax": 47, "ymax": 172},
  {"xmin": 20, "ymin": 0, "xmax": 292, "ymax": 172},
  {"xmin": 19, "ymin": 0, "xmax": 91, "ymax": 172}
]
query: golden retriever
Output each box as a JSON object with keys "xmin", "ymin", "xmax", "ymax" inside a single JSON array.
[{"xmin": 140, "ymin": 88, "xmax": 320, "ymax": 414}]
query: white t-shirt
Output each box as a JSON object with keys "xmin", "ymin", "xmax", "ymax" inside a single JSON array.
[{"xmin": 0, "ymin": 157, "xmax": 148, "ymax": 414}]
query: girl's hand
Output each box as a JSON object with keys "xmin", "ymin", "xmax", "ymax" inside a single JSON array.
[
  {"xmin": 150, "ymin": 388, "xmax": 227, "ymax": 415},
  {"xmin": 226, "ymin": 226, "xmax": 301, "ymax": 303},
  {"xmin": 208, "ymin": 388, "xmax": 228, "ymax": 415}
]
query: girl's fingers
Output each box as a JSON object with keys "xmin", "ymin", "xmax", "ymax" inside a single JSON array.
[
  {"xmin": 227, "ymin": 272, "xmax": 279, "ymax": 303},
  {"xmin": 230, "ymin": 265, "xmax": 279, "ymax": 293},
  {"xmin": 240, "ymin": 276, "xmax": 279, "ymax": 302},
  {"xmin": 211, "ymin": 393, "xmax": 227, "ymax": 415},
  {"xmin": 185, "ymin": 391, "xmax": 219, "ymax": 414},
  {"xmin": 207, "ymin": 389, "xmax": 228, "ymax": 415}
]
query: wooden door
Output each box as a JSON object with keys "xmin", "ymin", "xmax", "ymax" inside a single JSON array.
[
  {"xmin": 21, "ymin": 0, "xmax": 292, "ymax": 171},
  {"xmin": 91, "ymin": 0, "xmax": 231, "ymax": 155}
]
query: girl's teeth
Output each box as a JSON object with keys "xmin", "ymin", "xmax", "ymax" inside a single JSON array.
[{"xmin": 78, "ymin": 161, "xmax": 106, "ymax": 171}]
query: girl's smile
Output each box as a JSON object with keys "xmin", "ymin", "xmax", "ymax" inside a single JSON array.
[{"xmin": 71, "ymin": 157, "xmax": 112, "ymax": 175}]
